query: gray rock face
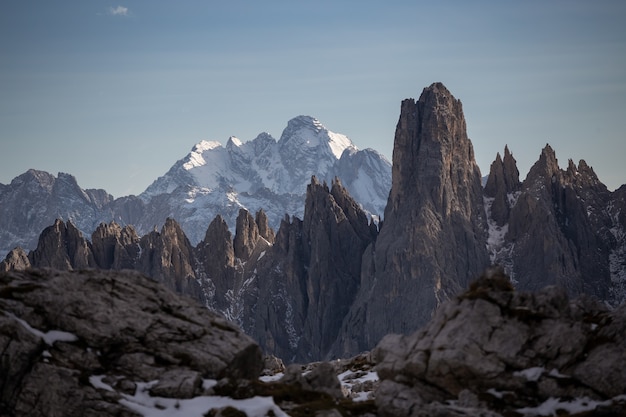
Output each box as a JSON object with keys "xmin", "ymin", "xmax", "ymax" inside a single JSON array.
[
  {"xmin": 0, "ymin": 247, "xmax": 30, "ymax": 272},
  {"xmin": 91, "ymin": 221, "xmax": 140, "ymax": 269},
  {"xmin": 28, "ymin": 219, "xmax": 96, "ymax": 270},
  {"xmin": 243, "ymin": 177, "xmax": 377, "ymax": 362},
  {"xmin": 233, "ymin": 208, "xmax": 261, "ymax": 261},
  {"xmin": 0, "ymin": 268, "xmax": 263, "ymax": 417},
  {"xmin": 484, "ymin": 145, "xmax": 520, "ymax": 227},
  {"xmin": 0, "ymin": 170, "xmax": 116, "ymax": 258},
  {"xmin": 3, "ymin": 82, "xmax": 625, "ymax": 366},
  {"xmin": 485, "ymin": 144, "xmax": 625, "ymax": 304},
  {"xmin": 136, "ymin": 217, "xmax": 201, "ymax": 299},
  {"xmin": 374, "ymin": 266, "xmax": 626, "ymax": 416},
  {"xmin": 334, "ymin": 82, "xmax": 490, "ymax": 356}
]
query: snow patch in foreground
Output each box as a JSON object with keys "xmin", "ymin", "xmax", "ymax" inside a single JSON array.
[
  {"xmin": 90, "ymin": 376, "xmax": 289, "ymax": 417},
  {"xmin": 517, "ymin": 395, "xmax": 626, "ymax": 416},
  {"xmin": 4, "ymin": 311, "xmax": 78, "ymax": 346},
  {"xmin": 338, "ymin": 369, "xmax": 379, "ymax": 402}
]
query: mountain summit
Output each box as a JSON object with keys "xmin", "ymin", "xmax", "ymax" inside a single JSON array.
[
  {"xmin": 0, "ymin": 117, "xmax": 391, "ymax": 256},
  {"xmin": 333, "ymin": 82, "xmax": 490, "ymax": 356},
  {"xmin": 138, "ymin": 115, "xmax": 390, "ymax": 244},
  {"xmin": 2, "ymin": 83, "xmax": 625, "ymax": 364}
]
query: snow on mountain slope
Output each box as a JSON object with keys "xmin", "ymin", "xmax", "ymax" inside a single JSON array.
[{"xmin": 138, "ymin": 116, "xmax": 391, "ymax": 244}]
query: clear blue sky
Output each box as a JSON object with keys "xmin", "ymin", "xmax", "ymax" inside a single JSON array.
[{"xmin": 1, "ymin": 0, "xmax": 625, "ymax": 197}]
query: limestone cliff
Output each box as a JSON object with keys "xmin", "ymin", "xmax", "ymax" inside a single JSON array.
[
  {"xmin": 333, "ymin": 82, "xmax": 490, "ymax": 356},
  {"xmin": 485, "ymin": 144, "xmax": 621, "ymax": 303}
]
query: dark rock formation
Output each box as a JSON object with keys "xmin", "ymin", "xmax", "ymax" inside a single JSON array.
[
  {"xmin": 195, "ymin": 215, "xmax": 236, "ymax": 311},
  {"xmin": 136, "ymin": 217, "xmax": 201, "ymax": 300},
  {"xmin": 334, "ymin": 82, "xmax": 490, "ymax": 356},
  {"xmin": 485, "ymin": 144, "xmax": 621, "ymax": 303},
  {"xmin": 0, "ymin": 268, "xmax": 263, "ymax": 417},
  {"xmin": 373, "ymin": 266, "xmax": 626, "ymax": 416},
  {"xmin": 3, "ymin": 82, "xmax": 625, "ymax": 365},
  {"xmin": 0, "ymin": 247, "xmax": 30, "ymax": 272},
  {"xmin": 233, "ymin": 209, "xmax": 261, "ymax": 261},
  {"xmin": 243, "ymin": 177, "xmax": 377, "ymax": 362},
  {"xmin": 299, "ymin": 177, "xmax": 377, "ymax": 360},
  {"xmin": 484, "ymin": 145, "xmax": 521, "ymax": 227},
  {"xmin": 28, "ymin": 219, "xmax": 96, "ymax": 270},
  {"xmin": 255, "ymin": 209, "xmax": 276, "ymax": 244},
  {"xmin": 91, "ymin": 221, "xmax": 140, "ymax": 269}
]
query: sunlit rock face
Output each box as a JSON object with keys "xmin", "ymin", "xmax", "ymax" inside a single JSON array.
[{"xmin": 333, "ymin": 82, "xmax": 490, "ymax": 357}]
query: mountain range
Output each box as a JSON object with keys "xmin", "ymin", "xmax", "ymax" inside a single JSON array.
[
  {"xmin": 1, "ymin": 82, "xmax": 625, "ymax": 363},
  {"xmin": 0, "ymin": 115, "xmax": 391, "ymax": 257}
]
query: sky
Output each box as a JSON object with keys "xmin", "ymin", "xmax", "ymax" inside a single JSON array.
[{"xmin": 1, "ymin": 0, "xmax": 625, "ymax": 197}]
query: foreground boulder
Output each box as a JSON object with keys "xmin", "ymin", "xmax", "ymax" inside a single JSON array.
[
  {"xmin": 374, "ymin": 267, "xmax": 626, "ymax": 416},
  {"xmin": 0, "ymin": 268, "xmax": 263, "ymax": 416}
]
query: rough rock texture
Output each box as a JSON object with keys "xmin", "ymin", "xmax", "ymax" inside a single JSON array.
[
  {"xmin": 486, "ymin": 144, "xmax": 624, "ymax": 304},
  {"xmin": 255, "ymin": 209, "xmax": 276, "ymax": 244},
  {"xmin": 484, "ymin": 145, "xmax": 520, "ymax": 227},
  {"xmin": 0, "ymin": 268, "xmax": 263, "ymax": 417},
  {"xmin": 90, "ymin": 221, "xmax": 140, "ymax": 269},
  {"xmin": 0, "ymin": 247, "xmax": 30, "ymax": 272},
  {"xmin": 195, "ymin": 214, "xmax": 236, "ymax": 312},
  {"xmin": 374, "ymin": 266, "xmax": 626, "ymax": 416},
  {"xmin": 0, "ymin": 170, "xmax": 116, "ymax": 258},
  {"xmin": 243, "ymin": 177, "xmax": 377, "ymax": 362},
  {"xmin": 28, "ymin": 219, "xmax": 96, "ymax": 270},
  {"xmin": 334, "ymin": 82, "xmax": 490, "ymax": 356},
  {"xmin": 135, "ymin": 217, "xmax": 201, "ymax": 300},
  {"xmin": 3, "ymin": 83, "xmax": 625, "ymax": 364},
  {"xmin": 233, "ymin": 209, "xmax": 261, "ymax": 261}
]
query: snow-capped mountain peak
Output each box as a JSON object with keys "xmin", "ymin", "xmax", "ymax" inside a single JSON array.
[
  {"xmin": 279, "ymin": 115, "xmax": 356, "ymax": 159},
  {"xmin": 134, "ymin": 116, "xmax": 391, "ymax": 244},
  {"xmin": 226, "ymin": 136, "xmax": 243, "ymax": 148},
  {"xmin": 183, "ymin": 140, "xmax": 223, "ymax": 170}
]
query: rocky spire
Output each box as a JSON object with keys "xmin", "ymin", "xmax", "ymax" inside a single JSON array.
[
  {"xmin": 195, "ymin": 215, "xmax": 236, "ymax": 311},
  {"xmin": 506, "ymin": 145, "xmax": 613, "ymax": 299},
  {"xmin": 255, "ymin": 209, "xmax": 275, "ymax": 244},
  {"xmin": 526, "ymin": 144, "xmax": 561, "ymax": 188},
  {"xmin": 91, "ymin": 221, "xmax": 140, "ymax": 269},
  {"xmin": 0, "ymin": 247, "xmax": 31, "ymax": 271},
  {"xmin": 298, "ymin": 176, "xmax": 377, "ymax": 360},
  {"xmin": 484, "ymin": 145, "xmax": 521, "ymax": 226},
  {"xmin": 242, "ymin": 175, "xmax": 377, "ymax": 362},
  {"xmin": 28, "ymin": 219, "xmax": 95, "ymax": 270},
  {"xmin": 334, "ymin": 82, "xmax": 490, "ymax": 356},
  {"xmin": 136, "ymin": 218, "xmax": 199, "ymax": 298},
  {"xmin": 234, "ymin": 209, "xmax": 260, "ymax": 261}
]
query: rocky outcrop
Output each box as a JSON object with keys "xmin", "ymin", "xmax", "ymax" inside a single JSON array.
[
  {"xmin": 136, "ymin": 217, "xmax": 201, "ymax": 300},
  {"xmin": 91, "ymin": 221, "xmax": 140, "ymax": 269},
  {"xmin": 0, "ymin": 170, "xmax": 115, "ymax": 258},
  {"xmin": 233, "ymin": 209, "xmax": 261, "ymax": 261},
  {"xmin": 484, "ymin": 145, "xmax": 520, "ymax": 227},
  {"xmin": 374, "ymin": 266, "xmax": 626, "ymax": 416},
  {"xmin": 255, "ymin": 209, "xmax": 276, "ymax": 244},
  {"xmin": 0, "ymin": 247, "xmax": 30, "ymax": 272},
  {"xmin": 28, "ymin": 219, "xmax": 96, "ymax": 270},
  {"xmin": 485, "ymin": 144, "xmax": 621, "ymax": 302},
  {"xmin": 0, "ymin": 268, "xmax": 263, "ymax": 417},
  {"xmin": 299, "ymin": 177, "xmax": 377, "ymax": 361},
  {"xmin": 334, "ymin": 82, "xmax": 490, "ymax": 356},
  {"xmin": 3, "ymin": 82, "xmax": 625, "ymax": 365},
  {"xmin": 195, "ymin": 215, "xmax": 236, "ymax": 311},
  {"xmin": 242, "ymin": 177, "xmax": 377, "ymax": 362}
]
